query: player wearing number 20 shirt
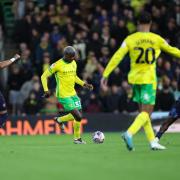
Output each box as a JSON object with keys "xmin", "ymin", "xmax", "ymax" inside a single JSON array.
[
  {"xmin": 103, "ymin": 31, "xmax": 180, "ymax": 105},
  {"xmin": 102, "ymin": 12, "xmax": 180, "ymax": 151}
]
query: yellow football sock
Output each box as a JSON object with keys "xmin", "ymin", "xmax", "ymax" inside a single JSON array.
[
  {"xmin": 57, "ymin": 113, "xmax": 74, "ymax": 123},
  {"xmin": 143, "ymin": 116, "xmax": 155, "ymax": 142},
  {"xmin": 128, "ymin": 112, "xmax": 149, "ymax": 136},
  {"xmin": 73, "ymin": 120, "xmax": 81, "ymax": 139}
]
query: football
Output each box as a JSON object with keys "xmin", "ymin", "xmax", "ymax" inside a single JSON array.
[{"xmin": 92, "ymin": 131, "xmax": 105, "ymax": 143}]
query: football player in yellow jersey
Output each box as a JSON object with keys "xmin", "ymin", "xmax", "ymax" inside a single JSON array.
[
  {"xmin": 41, "ymin": 46, "xmax": 93, "ymax": 144},
  {"xmin": 101, "ymin": 12, "xmax": 180, "ymax": 151}
]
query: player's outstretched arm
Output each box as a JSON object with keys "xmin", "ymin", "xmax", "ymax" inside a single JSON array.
[
  {"xmin": 101, "ymin": 41, "xmax": 128, "ymax": 89},
  {"xmin": 102, "ymin": 41, "xmax": 128, "ymax": 79},
  {"xmin": 160, "ymin": 38, "xmax": 180, "ymax": 58},
  {"xmin": 0, "ymin": 54, "xmax": 20, "ymax": 69}
]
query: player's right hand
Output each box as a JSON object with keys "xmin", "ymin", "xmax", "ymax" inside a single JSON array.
[
  {"xmin": 100, "ymin": 77, "xmax": 108, "ymax": 91},
  {"xmin": 42, "ymin": 91, "xmax": 51, "ymax": 98},
  {"xmin": 83, "ymin": 83, "xmax": 93, "ymax": 91}
]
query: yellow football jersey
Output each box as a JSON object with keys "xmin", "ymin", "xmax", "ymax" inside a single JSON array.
[
  {"xmin": 103, "ymin": 32, "xmax": 180, "ymax": 86},
  {"xmin": 41, "ymin": 59, "xmax": 85, "ymax": 98}
]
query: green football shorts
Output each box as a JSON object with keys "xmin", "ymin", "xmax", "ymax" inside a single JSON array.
[
  {"xmin": 58, "ymin": 95, "xmax": 82, "ymax": 112},
  {"xmin": 132, "ymin": 84, "xmax": 156, "ymax": 105}
]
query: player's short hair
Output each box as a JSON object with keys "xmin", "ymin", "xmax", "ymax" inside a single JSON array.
[
  {"xmin": 63, "ymin": 46, "xmax": 76, "ymax": 57},
  {"xmin": 138, "ymin": 12, "xmax": 152, "ymax": 24}
]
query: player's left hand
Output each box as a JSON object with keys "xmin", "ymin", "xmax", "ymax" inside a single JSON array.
[{"xmin": 83, "ymin": 83, "xmax": 93, "ymax": 91}]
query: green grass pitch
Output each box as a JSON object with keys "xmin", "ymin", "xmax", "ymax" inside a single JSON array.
[{"xmin": 0, "ymin": 133, "xmax": 179, "ymax": 180}]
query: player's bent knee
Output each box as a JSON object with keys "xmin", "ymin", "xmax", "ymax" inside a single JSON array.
[
  {"xmin": 71, "ymin": 113, "xmax": 82, "ymax": 122},
  {"xmin": 74, "ymin": 115, "xmax": 82, "ymax": 122},
  {"xmin": 71, "ymin": 110, "xmax": 83, "ymax": 122}
]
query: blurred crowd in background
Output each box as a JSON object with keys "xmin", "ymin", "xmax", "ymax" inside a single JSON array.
[{"xmin": 0, "ymin": 0, "xmax": 180, "ymax": 115}]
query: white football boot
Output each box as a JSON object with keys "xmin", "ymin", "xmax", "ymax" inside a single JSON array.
[
  {"xmin": 154, "ymin": 137, "xmax": 160, "ymax": 143},
  {"xmin": 74, "ymin": 138, "xmax": 86, "ymax": 144},
  {"xmin": 151, "ymin": 141, "xmax": 166, "ymax": 150}
]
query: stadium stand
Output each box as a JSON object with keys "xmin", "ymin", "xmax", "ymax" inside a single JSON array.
[{"xmin": 0, "ymin": 0, "xmax": 179, "ymax": 115}]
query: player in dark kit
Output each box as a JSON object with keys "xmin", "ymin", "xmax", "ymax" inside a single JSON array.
[
  {"xmin": 0, "ymin": 54, "xmax": 20, "ymax": 127},
  {"xmin": 155, "ymin": 97, "xmax": 180, "ymax": 141}
]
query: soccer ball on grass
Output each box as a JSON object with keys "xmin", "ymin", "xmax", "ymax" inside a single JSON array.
[{"xmin": 92, "ymin": 131, "xmax": 105, "ymax": 144}]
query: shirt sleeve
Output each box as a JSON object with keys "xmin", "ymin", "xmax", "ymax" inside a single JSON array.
[
  {"xmin": 160, "ymin": 37, "xmax": 180, "ymax": 58},
  {"xmin": 41, "ymin": 63, "xmax": 57, "ymax": 92},
  {"xmin": 75, "ymin": 76, "xmax": 85, "ymax": 86},
  {"xmin": 103, "ymin": 40, "xmax": 129, "ymax": 78}
]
